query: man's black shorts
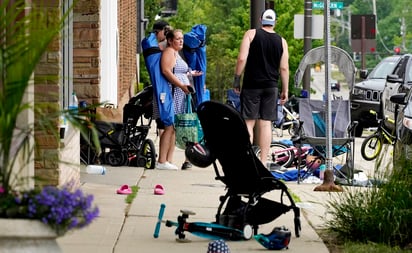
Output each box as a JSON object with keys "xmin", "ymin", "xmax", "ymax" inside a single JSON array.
[
  {"xmin": 240, "ymin": 87, "xmax": 278, "ymax": 121},
  {"xmin": 155, "ymin": 118, "xmax": 165, "ymax": 130}
]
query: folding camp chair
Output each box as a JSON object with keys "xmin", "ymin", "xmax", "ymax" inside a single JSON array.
[{"xmin": 294, "ymin": 98, "xmax": 357, "ymax": 184}]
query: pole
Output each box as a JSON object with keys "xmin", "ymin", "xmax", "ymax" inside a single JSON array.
[
  {"xmin": 250, "ymin": 0, "xmax": 265, "ymax": 29},
  {"xmin": 324, "ymin": 0, "xmax": 332, "ymax": 170},
  {"xmin": 250, "ymin": 0, "xmax": 265, "ymax": 145},
  {"xmin": 303, "ymin": 0, "xmax": 312, "ymax": 96},
  {"xmin": 137, "ymin": 0, "xmax": 145, "ymax": 89},
  {"xmin": 361, "ymin": 16, "xmax": 365, "ymax": 70}
]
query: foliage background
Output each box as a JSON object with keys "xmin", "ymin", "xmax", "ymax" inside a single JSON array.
[{"xmin": 140, "ymin": 0, "xmax": 411, "ymax": 101}]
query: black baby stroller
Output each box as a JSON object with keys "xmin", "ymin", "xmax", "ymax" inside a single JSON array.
[
  {"xmin": 194, "ymin": 100, "xmax": 301, "ymax": 237},
  {"xmin": 80, "ymin": 86, "xmax": 156, "ymax": 169}
]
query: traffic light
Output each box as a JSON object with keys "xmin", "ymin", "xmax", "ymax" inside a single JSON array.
[
  {"xmin": 160, "ymin": 0, "xmax": 177, "ymax": 17},
  {"xmin": 351, "ymin": 15, "xmax": 376, "ymax": 39}
]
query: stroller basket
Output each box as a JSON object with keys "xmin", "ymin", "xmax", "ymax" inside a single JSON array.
[
  {"xmin": 219, "ymin": 197, "xmax": 294, "ymax": 229},
  {"xmin": 96, "ymin": 121, "xmax": 125, "ymax": 148}
]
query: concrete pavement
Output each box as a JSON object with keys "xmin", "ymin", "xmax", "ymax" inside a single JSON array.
[{"xmin": 58, "ymin": 128, "xmax": 379, "ymax": 253}]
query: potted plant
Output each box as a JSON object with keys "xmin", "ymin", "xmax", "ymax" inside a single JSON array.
[{"xmin": 0, "ymin": 1, "xmax": 100, "ymax": 251}]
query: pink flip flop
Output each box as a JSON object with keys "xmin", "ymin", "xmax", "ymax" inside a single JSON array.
[
  {"xmin": 116, "ymin": 185, "xmax": 132, "ymax": 195},
  {"xmin": 154, "ymin": 184, "xmax": 165, "ymax": 195}
]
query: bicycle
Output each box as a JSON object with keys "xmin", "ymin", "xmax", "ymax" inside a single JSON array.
[
  {"xmin": 273, "ymin": 96, "xmax": 300, "ymax": 137},
  {"xmin": 254, "ymin": 140, "xmax": 312, "ymax": 168},
  {"xmin": 360, "ymin": 110, "xmax": 396, "ymax": 161}
]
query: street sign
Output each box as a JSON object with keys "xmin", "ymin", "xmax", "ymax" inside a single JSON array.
[
  {"xmin": 313, "ymin": 2, "xmax": 323, "ymax": 9},
  {"xmin": 351, "ymin": 15, "xmax": 376, "ymax": 39},
  {"xmin": 313, "ymin": 1, "xmax": 344, "ymax": 10},
  {"xmin": 294, "ymin": 14, "xmax": 324, "ymax": 39},
  {"xmin": 351, "ymin": 39, "xmax": 376, "ymax": 53}
]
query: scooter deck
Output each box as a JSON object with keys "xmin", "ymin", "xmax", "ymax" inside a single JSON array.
[{"xmin": 154, "ymin": 204, "xmax": 250, "ymax": 241}]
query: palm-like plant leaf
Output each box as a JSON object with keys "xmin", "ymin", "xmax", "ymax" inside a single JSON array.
[{"xmin": 0, "ymin": 0, "xmax": 99, "ymax": 193}]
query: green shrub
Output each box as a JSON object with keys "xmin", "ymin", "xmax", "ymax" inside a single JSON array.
[
  {"xmin": 343, "ymin": 241, "xmax": 412, "ymax": 253},
  {"xmin": 325, "ymin": 153, "xmax": 412, "ymax": 248}
]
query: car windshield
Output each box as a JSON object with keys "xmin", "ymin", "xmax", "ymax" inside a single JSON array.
[{"xmin": 368, "ymin": 57, "xmax": 400, "ymax": 79}]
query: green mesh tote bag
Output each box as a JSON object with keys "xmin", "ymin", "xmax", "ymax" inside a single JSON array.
[{"xmin": 174, "ymin": 94, "xmax": 203, "ymax": 149}]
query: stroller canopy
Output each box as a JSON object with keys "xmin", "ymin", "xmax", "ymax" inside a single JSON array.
[{"xmin": 294, "ymin": 45, "xmax": 356, "ymax": 90}]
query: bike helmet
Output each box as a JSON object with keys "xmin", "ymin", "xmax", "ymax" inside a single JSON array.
[
  {"xmin": 185, "ymin": 142, "xmax": 215, "ymax": 168},
  {"xmin": 254, "ymin": 226, "xmax": 291, "ymax": 250}
]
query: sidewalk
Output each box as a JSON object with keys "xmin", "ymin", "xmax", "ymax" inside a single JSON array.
[{"xmin": 58, "ymin": 128, "xmax": 374, "ymax": 253}]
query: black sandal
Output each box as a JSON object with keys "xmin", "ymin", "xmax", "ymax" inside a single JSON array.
[{"xmin": 181, "ymin": 161, "xmax": 192, "ymax": 170}]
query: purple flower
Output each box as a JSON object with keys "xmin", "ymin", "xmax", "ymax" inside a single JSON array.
[{"xmin": 10, "ymin": 184, "xmax": 99, "ymax": 235}]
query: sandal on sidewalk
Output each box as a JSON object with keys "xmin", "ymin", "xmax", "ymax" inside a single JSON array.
[
  {"xmin": 154, "ymin": 184, "xmax": 165, "ymax": 195},
  {"xmin": 116, "ymin": 185, "xmax": 132, "ymax": 195}
]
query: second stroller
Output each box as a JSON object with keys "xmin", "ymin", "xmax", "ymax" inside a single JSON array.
[{"xmin": 81, "ymin": 86, "xmax": 157, "ymax": 169}]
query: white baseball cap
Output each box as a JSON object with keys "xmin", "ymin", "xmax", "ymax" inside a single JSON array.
[{"xmin": 261, "ymin": 9, "xmax": 276, "ymax": 26}]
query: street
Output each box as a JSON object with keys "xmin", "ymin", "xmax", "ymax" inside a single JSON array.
[{"xmin": 310, "ymin": 65, "xmax": 349, "ymax": 100}]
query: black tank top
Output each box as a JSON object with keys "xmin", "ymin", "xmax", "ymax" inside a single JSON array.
[{"xmin": 242, "ymin": 28, "xmax": 283, "ymax": 89}]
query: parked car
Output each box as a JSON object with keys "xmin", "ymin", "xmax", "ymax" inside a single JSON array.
[
  {"xmin": 350, "ymin": 55, "xmax": 403, "ymax": 137},
  {"xmin": 331, "ymin": 79, "xmax": 340, "ymax": 91},
  {"xmin": 380, "ymin": 54, "xmax": 412, "ymax": 162},
  {"xmin": 387, "ymin": 92, "xmax": 412, "ymax": 162},
  {"xmin": 381, "ymin": 54, "xmax": 412, "ymax": 133}
]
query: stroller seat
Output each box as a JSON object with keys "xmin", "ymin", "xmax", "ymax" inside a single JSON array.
[{"xmin": 196, "ymin": 101, "xmax": 301, "ymax": 237}]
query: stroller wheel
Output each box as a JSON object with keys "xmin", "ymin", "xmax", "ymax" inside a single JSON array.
[
  {"xmin": 142, "ymin": 139, "xmax": 156, "ymax": 169},
  {"xmin": 105, "ymin": 150, "xmax": 127, "ymax": 166},
  {"xmin": 243, "ymin": 224, "xmax": 253, "ymax": 240}
]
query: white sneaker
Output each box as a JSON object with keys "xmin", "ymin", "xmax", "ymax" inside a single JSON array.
[{"xmin": 156, "ymin": 162, "xmax": 178, "ymax": 170}]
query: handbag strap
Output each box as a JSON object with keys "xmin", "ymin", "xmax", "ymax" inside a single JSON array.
[{"xmin": 186, "ymin": 94, "xmax": 193, "ymax": 113}]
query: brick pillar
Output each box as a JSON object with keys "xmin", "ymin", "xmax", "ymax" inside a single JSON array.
[{"xmin": 73, "ymin": 0, "xmax": 101, "ymax": 105}]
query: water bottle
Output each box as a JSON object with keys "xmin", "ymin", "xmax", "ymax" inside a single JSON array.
[
  {"xmin": 319, "ymin": 164, "xmax": 326, "ymax": 180},
  {"xmin": 69, "ymin": 91, "xmax": 78, "ymax": 112},
  {"xmin": 86, "ymin": 165, "xmax": 106, "ymax": 175}
]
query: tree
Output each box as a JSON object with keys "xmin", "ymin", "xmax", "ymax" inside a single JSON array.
[{"xmin": 142, "ymin": 0, "xmax": 305, "ymax": 100}]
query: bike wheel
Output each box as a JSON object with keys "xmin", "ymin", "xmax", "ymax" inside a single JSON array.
[
  {"xmin": 105, "ymin": 150, "xmax": 127, "ymax": 166},
  {"xmin": 361, "ymin": 134, "xmax": 383, "ymax": 161},
  {"xmin": 142, "ymin": 139, "xmax": 156, "ymax": 169},
  {"xmin": 255, "ymin": 142, "xmax": 295, "ymax": 168}
]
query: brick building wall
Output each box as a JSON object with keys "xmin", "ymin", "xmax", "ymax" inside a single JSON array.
[
  {"xmin": 117, "ymin": 0, "xmax": 137, "ymax": 107},
  {"xmin": 33, "ymin": 0, "xmax": 62, "ymax": 186},
  {"xmin": 33, "ymin": 0, "xmax": 82, "ymax": 187},
  {"xmin": 73, "ymin": 0, "xmax": 101, "ymax": 105},
  {"xmin": 73, "ymin": 0, "xmax": 138, "ymax": 122},
  {"xmin": 33, "ymin": 0, "xmax": 139, "ymax": 186}
]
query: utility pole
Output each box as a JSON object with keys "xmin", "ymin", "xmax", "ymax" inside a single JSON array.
[
  {"xmin": 401, "ymin": 16, "xmax": 406, "ymax": 51},
  {"xmin": 303, "ymin": 0, "xmax": 312, "ymax": 96},
  {"xmin": 361, "ymin": 16, "xmax": 366, "ymax": 70},
  {"xmin": 324, "ymin": 0, "xmax": 333, "ymax": 170},
  {"xmin": 250, "ymin": 0, "xmax": 265, "ymax": 29}
]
